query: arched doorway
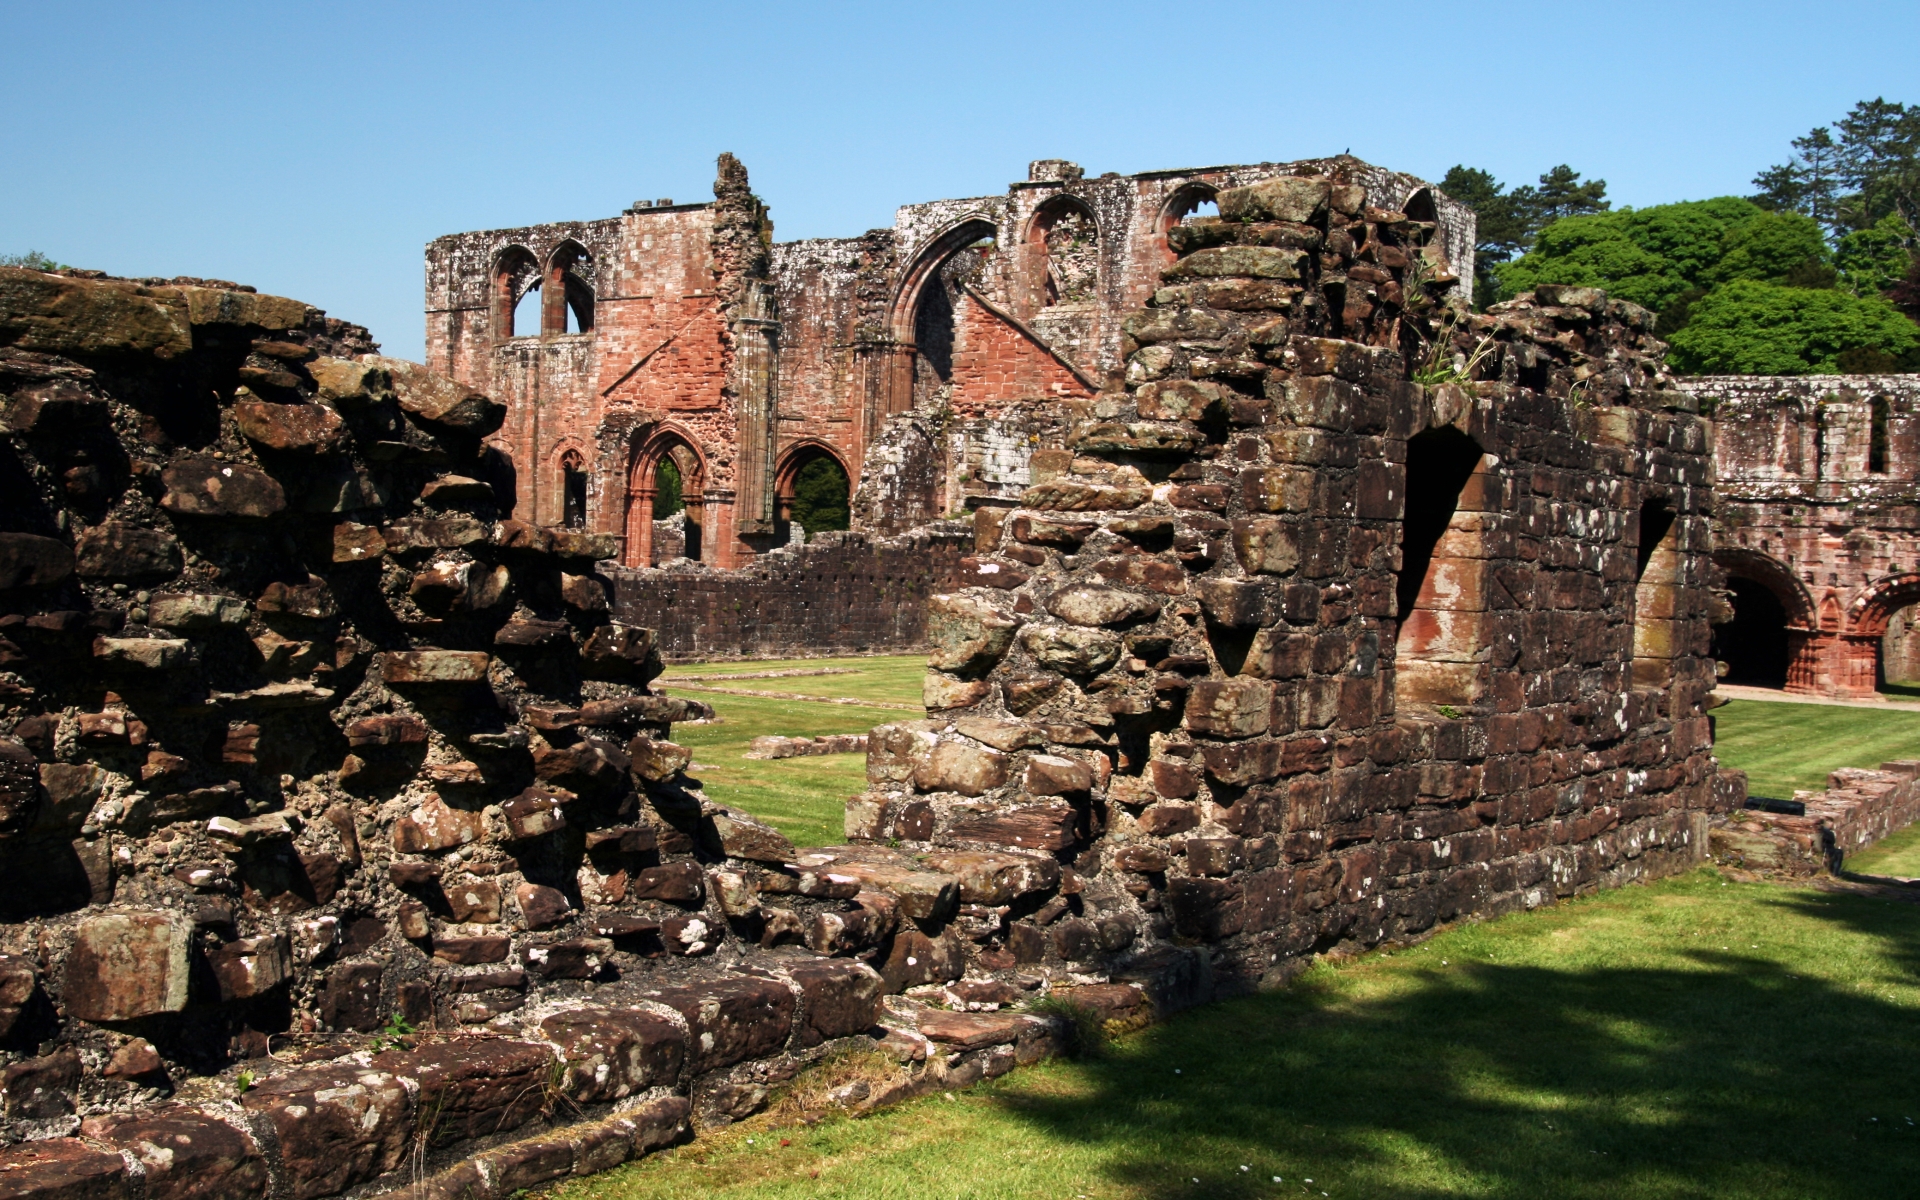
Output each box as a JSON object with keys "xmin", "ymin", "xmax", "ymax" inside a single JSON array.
[
  {"xmin": 1710, "ymin": 549, "xmax": 1817, "ymax": 691},
  {"xmin": 1394, "ymin": 426, "xmax": 1493, "ymax": 710},
  {"xmin": 1714, "ymin": 577, "xmax": 1792, "ymax": 688},
  {"xmin": 625, "ymin": 432, "xmax": 706, "ymax": 567},
  {"xmin": 773, "ymin": 443, "xmax": 851, "ymax": 546},
  {"xmin": 1848, "ymin": 574, "xmax": 1920, "ymax": 696}
]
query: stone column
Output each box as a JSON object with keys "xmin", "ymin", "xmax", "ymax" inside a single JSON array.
[
  {"xmin": 626, "ymin": 486, "xmax": 655, "ymax": 568},
  {"xmin": 730, "ymin": 312, "xmax": 780, "ymax": 541}
]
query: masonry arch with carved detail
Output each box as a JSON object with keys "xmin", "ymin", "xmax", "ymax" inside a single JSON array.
[{"xmin": 625, "ymin": 428, "xmax": 708, "ymax": 567}]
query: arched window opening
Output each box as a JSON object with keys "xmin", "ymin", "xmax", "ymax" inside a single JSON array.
[
  {"xmin": 776, "ymin": 449, "xmax": 850, "ymax": 545},
  {"xmin": 1712, "ymin": 577, "xmax": 1790, "ymax": 688},
  {"xmin": 560, "ymin": 452, "xmax": 588, "ymax": 529},
  {"xmin": 1869, "ymin": 395, "xmax": 1891, "ymax": 474},
  {"xmin": 1031, "ymin": 200, "xmax": 1099, "ymax": 308},
  {"xmin": 1631, "ymin": 499, "xmax": 1681, "ymax": 686},
  {"xmin": 513, "ymin": 283, "xmax": 542, "ymax": 338},
  {"xmin": 1394, "ymin": 427, "xmax": 1493, "ymax": 711},
  {"xmin": 1404, "ymin": 187, "xmax": 1438, "ymax": 223},
  {"xmin": 911, "ymin": 232, "xmax": 996, "ymax": 407},
  {"xmin": 492, "ymin": 246, "xmax": 539, "ymax": 340},
  {"xmin": 1159, "ymin": 186, "xmax": 1220, "ymax": 262},
  {"xmin": 549, "ymin": 242, "xmax": 595, "ymax": 335},
  {"xmin": 625, "ymin": 436, "xmax": 705, "ymax": 567}
]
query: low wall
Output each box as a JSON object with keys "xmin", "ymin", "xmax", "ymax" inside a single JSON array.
[
  {"xmin": 611, "ymin": 526, "xmax": 972, "ymax": 661},
  {"xmin": 1711, "ymin": 760, "xmax": 1920, "ymax": 875}
]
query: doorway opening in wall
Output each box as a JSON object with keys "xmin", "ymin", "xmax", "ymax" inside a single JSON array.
[
  {"xmin": 654, "ymin": 455, "xmax": 699, "ymax": 562},
  {"xmin": 1031, "ymin": 199, "xmax": 1099, "ymax": 308},
  {"xmin": 1713, "ymin": 577, "xmax": 1791, "ymax": 688},
  {"xmin": 1882, "ymin": 602, "xmax": 1920, "ymax": 694},
  {"xmin": 561, "ymin": 454, "xmax": 588, "ymax": 529},
  {"xmin": 1630, "ymin": 499, "xmax": 1680, "ymax": 686},
  {"xmin": 513, "ymin": 283, "xmax": 541, "ymax": 338},
  {"xmin": 778, "ymin": 455, "xmax": 850, "ymax": 546},
  {"xmin": 1394, "ymin": 426, "xmax": 1490, "ymax": 711},
  {"xmin": 1179, "ymin": 198, "xmax": 1220, "ymax": 224}
]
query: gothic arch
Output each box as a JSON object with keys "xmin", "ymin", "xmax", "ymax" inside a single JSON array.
[
  {"xmin": 545, "ymin": 240, "xmax": 595, "ymax": 334},
  {"xmin": 887, "ymin": 216, "xmax": 1001, "ymax": 344},
  {"xmin": 1712, "ymin": 548, "xmax": 1816, "ymax": 630},
  {"xmin": 1024, "ymin": 195, "xmax": 1101, "ymax": 308},
  {"xmin": 492, "ymin": 245, "xmax": 540, "ymax": 339},
  {"xmin": 773, "ymin": 439, "xmax": 853, "ymax": 544},
  {"xmin": 551, "ymin": 441, "xmax": 589, "ymax": 529},
  {"xmin": 624, "ymin": 426, "xmax": 709, "ymax": 567},
  {"xmin": 1156, "ymin": 182, "xmax": 1220, "ymax": 263},
  {"xmin": 1848, "ymin": 573, "xmax": 1920, "ymax": 638}
]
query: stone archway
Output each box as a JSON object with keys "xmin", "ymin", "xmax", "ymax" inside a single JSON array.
[
  {"xmin": 1711, "ymin": 548, "xmax": 1819, "ymax": 692},
  {"xmin": 625, "ymin": 429, "xmax": 707, "ymax": 567},
  {"xmin": 773, "ymin": 440, "xmax": 851, "ymax": 546}
]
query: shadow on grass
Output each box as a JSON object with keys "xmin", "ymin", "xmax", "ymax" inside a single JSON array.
[{"xmin": 994, "ymin": 886, "xmax": 1920, "ymax": 1200}]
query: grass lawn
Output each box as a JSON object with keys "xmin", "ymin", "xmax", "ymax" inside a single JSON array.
[
  {"xmin": 550, "ymin": 869, "xmax": 1920, "ymax": 1200},
  {"xmin": 656, "ymin": 655, "xmax": 925, "ymax": 848},
  {"xmin": 1710, "ymin": 697, "xmax": 1920, "ymax": 799},
  {"xmin": 1850, "ymin": 822, "xmax": 1920, "ymax": 877}
]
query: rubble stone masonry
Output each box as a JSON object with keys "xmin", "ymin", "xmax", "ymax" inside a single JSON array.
[{"xmin": 0, "ymin": 161, "xmax": 1762, "ymax": 1199}]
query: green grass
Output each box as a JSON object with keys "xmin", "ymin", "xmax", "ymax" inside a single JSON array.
[
  {"xmin": 1711, "ymin": 698, "xmax": 1920, "ymax": 799},
  {"xmin": 659, "ymin": 654, "xmax": 927, "ymax": 707},
  {"xmin": 658, "ymin": 655, "xmax": 925, "ymax": 848},
  {"xmin": 550, "ymin": 869, "xmax": 1920, "ymax": 1200},
  {"xmin": 1850, "ymin": 822, "xmax": 1920, "ymax": 878}
]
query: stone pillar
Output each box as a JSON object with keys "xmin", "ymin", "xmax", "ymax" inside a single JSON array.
[
  {"xmin": 1785, "ymin": 629, "xmax": 1820, "ymax": 694},
  {"xmin": 701, "ymin": 488, "xmax": 734, "ymax": 567},
  {"xmin": 542, "ymin": 261, "xmax": 566, "ymax": 335},
  {"xmin": 626, "ymin": 486, "xmax": 655, "ymax": 568},
  {"xmin": 1840, "ymin": 634, "xmax": 1882, "ymax": 698},
  {"xmin": 730, "ymin": 312, "xmax": 780, "ymax": 542}
]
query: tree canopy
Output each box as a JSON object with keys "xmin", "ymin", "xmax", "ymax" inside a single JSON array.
[
  {"xmin": 1665, "ymin": 280, "xmax": 1920, "ymax": 375},
  {"xmin": 1439, "ymin": 164, "xmax": 1609, "ymax": 309}
]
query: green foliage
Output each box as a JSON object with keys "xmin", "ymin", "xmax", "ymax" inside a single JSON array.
[
  {"xmin": 654, "ymin": 458, "xmax": 683, "ymax": 517},
  {"xmin": 1836, "ymin": 213, "xmax": 1918, "ymax": 296},
  {"xmin": 788, "ymin": 456, "xmax": 849, "ymax": 536},
  {"xmin": 1703, "ymin": 210, "xmax": 1832, "ymax": 288},
  {"xmin": 372, "ymin": 1012, "xmax": 415, "ymax": 1053},
  {"xmin": 1440, "ymin": 164, "xmax": 1608, "ymax": 309},
  {"xmin": 1756, "ymin": 97, "xmax": 1919, "ymax": 242},
  {"xmin": 1497, "ymin": 197, "xmax": 1767, "ymax": 313},
  {"xmin": 1665, "ymin": 280, "xmax": 1920, "ymax": 375},
  {"xmin": 0, "ymin": 250, "xmax": 66, "ymax": 271}
]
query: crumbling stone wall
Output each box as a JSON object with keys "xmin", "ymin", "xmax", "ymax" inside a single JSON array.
[
  {"xmin": 851, "ymin": 176, "xmax": 1738, "ymax": 992},
  {"xmin": 1681, "ymin": 374, "xmax": 1920, "ymax": 697},
  {"xmin": 431, "ymin": 155, "xmax": 1475, "ymax": 577},
  {"xmin": 611, "ymin": 525, "xmax": 972, "ymax": 661}
]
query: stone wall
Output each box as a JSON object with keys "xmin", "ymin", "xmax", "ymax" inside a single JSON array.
[
  {"xmin": 610, "ymin": 525, "xmax": 972, "ymax": 661},
  {"xmin": 1683, "ymin": 374, "xmax": 1920, "ymax": 697},
  {"xmin": 1711, "ymin": 760, "xmax": 1920, "ymax": 875},
  {"xmin": 428, "ymin": 155, "xmax": 1475, "ymax": 573}
]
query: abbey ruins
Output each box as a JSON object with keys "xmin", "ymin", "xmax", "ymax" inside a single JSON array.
[{"xmin": 0, "ymin": 153, "xmax": 1912, "ymax": 1198}]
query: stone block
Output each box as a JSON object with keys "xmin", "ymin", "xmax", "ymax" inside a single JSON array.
[
  {"xmin": 375, "ymin": 1038, "xmax": 552, "ymax": 1147},
  {"xmin": 159, "ymin": 456, "xmax": 286, "ymax": 519},
  {"xmin": 924, "ymin": 593, "xmax": 1018, "ymax": 674},
  {"xmin": 64, "ymin": 910, "xmax": 190, "ymax": 1021},
  {"xmin": 379, "ymin": 650, "xmax": 491, "ymax": 685},
  {"xmin": 74, "ymin": 522, "xmax": 181, "ymax": 580},
  {"xmin": 784, "ymin": 958, "xmax": 885, "ymax": 1043},
  {"xmin": 392, "ymin": 796, "xmax": 485, "ymax": 854},
  {"xmin": 0, "ymin": 267, "xmax": 192, "ymax": 359},
  {"xmin": 919, "ymin": 849, "xmax": 1061, "ymax": 904},
  {"xmin": 946, "ymin": 804, "xmax": 1078, "ymax": 852},
  {"xmin": 913, "ymin": 740, "xmax": 1010, "ymax": 796},
  {"xmin": 0, "ymin": 1137, "xmax": 128, "ymax": 1199},
  {"xmin": 0, "ymin": 533, "xmax": 74, "ymax": 591},
  {"xmin": 643, "ymin": 975, "xmax": 797, "ymax": 1074},
  {"xmin": 242, "ymin": 1063, "xmax": 411, "ymax": 1199},
  {"xmin": 1018, "ymin": 623, "xmax": 1122, "ymax": 675},
  {"xmin": 1025, "ymin": 753, "xmax": 1092, "ymax": 795},
  {"xmin": 1044, "ymin": 584, "xmax": 1160, "ymax": 627},
  {"xmin": 81, "ymin": 1108, "xmax": 269, "ymax": 1200}
]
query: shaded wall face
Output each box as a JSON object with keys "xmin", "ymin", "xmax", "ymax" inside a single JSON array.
[
  {"xmin": 1689, "ymin": 377, "xmax": 1920, "ymax": 697},
  {"xmin": 853, "ymin": 181, "xmax": 1727, "ymax": 990}
]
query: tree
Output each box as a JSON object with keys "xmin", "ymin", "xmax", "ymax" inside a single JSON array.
[
  {"xmin": 0, "ymin": 251, "xmax": 66, "ymax": 271},
  {"xmin": 1496, "ymin": 197, "xmax": 1768, "ymax": 313},
  {"xmin": 1525, "ymin": 165, "xmax": 1611, "ymax": 226},
  {"xmin": 1665, "ymin": 280, "xmax": 1920, "ymax": 374},
  {"xmin": 1439, "ymin": 165, "xmax": 1609, "ymax": 309},
  {"xmin": 788, "ymin": 457, "xmax": 849, "ymax": 536},
  {"xmin": 1758, "ymin": 99, "xmax": 1918, "ymax": 243}
]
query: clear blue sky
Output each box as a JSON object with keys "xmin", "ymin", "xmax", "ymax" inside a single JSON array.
[{"xmin": 4, "ymin": 1, "xmax": 1913, "ymax": 361}]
